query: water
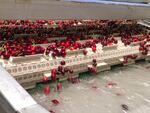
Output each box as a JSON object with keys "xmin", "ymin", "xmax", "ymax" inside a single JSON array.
[{"xmin": 28, "ymin": 62, "xmax": 150, "ymax": 113}]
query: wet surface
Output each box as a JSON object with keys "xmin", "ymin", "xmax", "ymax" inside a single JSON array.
[{"xmin": 28, "ymin": 62, "xmax": 150, "ymax": 113}]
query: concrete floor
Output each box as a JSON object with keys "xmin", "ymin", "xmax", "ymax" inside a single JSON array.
[
  {"xmin": 0, "ymin": 106, "xmax": 6, "ymax": 113},
  {"xmin": 29, "ymin": 61, "xmax": 150, "ymax": 113}
]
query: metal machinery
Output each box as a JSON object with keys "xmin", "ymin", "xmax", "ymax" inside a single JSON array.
[{"xmin": 0, "ymin": 0, "xmax": 150, "ymax": 113}]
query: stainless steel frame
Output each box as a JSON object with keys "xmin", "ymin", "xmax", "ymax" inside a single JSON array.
[{"xmin": 0, "ymin": 66, "xmax": 49, "ymax": 113}]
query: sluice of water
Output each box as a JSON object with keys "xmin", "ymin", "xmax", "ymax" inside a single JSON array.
[{"xmin": 28, "ymin": 62, "xmax": 150, "ymax": 113}]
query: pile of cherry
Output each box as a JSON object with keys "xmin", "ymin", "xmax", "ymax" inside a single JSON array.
[
  {"xmin": 13, "ymin": 36, "xmax": 49, "ymax": 44},
  {"xmin": 123, "ymin": 37, "xmax": 150, "ymax": 64},
  {"xmin": 88, "ymin": 59, "xmax": 97, "ymax": 73},
  {"xmin": 0, "ymin": 20, "xmax": 109, "ymax": 40},
  {"xmin": 42, "ymin": 59, "xmax": 81, "ymax": 84},
  {"xmin": 0, "ymin": 20, "xmax": 144, "ymax": 41},
  {"xmin": 0, "ymin": 19, "xmax": 149, "ymax": 60},
  {"xmin": 0, "ymin": 41, "xmax": 45, "ymax": 59},
  {"xmin": 42, "ymin": 59, "xmax": 80, "ymax": 97},
  {"xmin": 121, "ymin": 34, "xmax": 150, "ymax": 46},
  {"xmin": 45, "ymin": 37, "xmax": 118, "ymax": 58},
  {"xmin": 0, "ymin": 36, "xmax": 118, "ymax": 59},
  {"xmin": 123, "ymin": 54, "xmax": 138, "ymax": 64},
  {"xmin": 139, "ymin": 41, "xmax": 150, "ymax": 55}
]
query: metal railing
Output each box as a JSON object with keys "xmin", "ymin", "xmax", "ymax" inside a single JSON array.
[{"xmin": 0, "ymin": 66, "xmax": 49, "ymax": 113}]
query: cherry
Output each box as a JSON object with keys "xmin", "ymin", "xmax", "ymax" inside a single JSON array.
[
  {"xmin": 92, "ymin": 59, "xmax": 97, "ymax": 63},
  {"xmin": 123, "ymin": 59, "xmax": 128, "ymax": 64},
  {"xmin": 43, "ymin": 86, "xmax": 50, "ymax": 95},
  {"xmin": 60, "ymin": 60, "xmax": 66, "ymax": 65},
  {"xmin": 65, "ymin": 41, "xmax": 70, "ymax": 48},
  {"xmin": 64, "ymin": 67, "xmax": 69, "ymax": 73},
  {"xmin": 56, "ymin": 83, "xmax": 62, "ymax": 91},
  {"xmin": 92, "ymin": 46, "xmax": 96, "ymax": 52},
  {"xmin": 132, "ymin": 55, "xmax": 137, "ymax": 59},
  {"xmin": 142, "ymin": 51, "xmax": 148, "ymax": 55},
  {"xmin": 83, "ymin": 49, "xmax": 87, "ymax": 55},
  {"xmin": 45, "ymin": 49, "xmax": 50, "ymax": 55},
  {"xmin": 49, "ymin": 110, "xmax": 55, "ymax": 113},
  {"xmin": 69, "ymin": 69, "xmax": 74, "ymax": 74},
  {"xmin": 42, "ymin": 76, "xmax": 49, "ymax": 82},
  {"xmin": 61, "ymin": 51, "xmax": 67, "ymax": 57},
  {"xmin": 74, "ymin": 42, "xmax": 79, "ymax": 49},
  {"xmin": 1, "ymin": 51, "xmax": 10, "ymax": 59},
  {"xmin": 70, "ymin": 47, "xmax": 75, "ymax": 51},
  {"xmin": 91, "ymin": 68, "xmax": 97, "ymax": 73},
  {"xmin": 60, "ymin": 41, "xmax": 65, "ymax": 46},
  {"xmin": 88, "ymin": 67, "xmax": 92, "ymax": 72},
  {"xmin": 58, "ymin": 66, "xmax": 63, "ymax": 72},
  {"xmin": 51, "ymin": 69, "xmax": 57, "ymax": 81},
  {"xmin": 60, "ymin": 70, "xmax": 65, "ymax": 76},
  {"xmin": 93, "ymin": 62, "xmax": 97, "ymax": 67},
  {"xmin": 139, "ymin": 47, "xmax": 144, "ymax": 51},
  {"xmin": 51, "ymin": 52, "xmax": 56, "ymax": 58},
  {"xmin": 51, "ymin": 99, "xmax": 60, "ymax": 106},
  {"xmin": 140, "ymin": 41, "xmax": 146, "ymax": 47},
  {"xmin": 114, "ymin": 40, "xmax": 118, "ymax": 44}
]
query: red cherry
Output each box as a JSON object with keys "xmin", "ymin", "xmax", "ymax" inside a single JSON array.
[
  {"xmin": 61, "ymin": 51, "xmax": 67, "ymax": 57},
  {"xmin": 58, "ymin": 66, "xmax": 63, "ymax": 72},
  {"xmin": 139, "ymin": 47, "xmax": 144, "ymax": 51},
  {"xmin": 70, "ymin": 47, "xmax": 75, "ymax": 51},
  {"xmin": 88, "ymin": 67, "xmax": 92, "ymax": 71},
  {"xmin": 51, "ymin": 52, "xmax": 56, "ymax": 58},
  {"xmin": 43, "ymin": 86, "xmax": 50, "ymax": 95},
  {"xmin": 69, "ymin": 69, "xmax": 74, "ymax": 74},
  {"xmin": 61, "ymin": 47, "xmax": 66, "ymax": 51},
  {"xmin": 31, "ymin": 46, "xmax": 36, "ymax": 51},
  {"xmin": 51, "ymin": 69, "xmax": 57, "ymax": 81},
  {"xmin": 64, "ymin": 67, "xmax": 69, "ymax": 73},
  {"xmin": 45, "ymin": 49, "xmax": 50, "ymax": 55},
  {"xmin": 83, "ymin": 49, "xmax": 87, "ymax": 55},
  {"xmin": 140, "ymin": 41, "xmax": 146, "ymax": 47},
  {"xmin": 93, "ymin": 62, "xmax": 97, "ymax": 67},
  {"xmin": 1, "ymin": 51, "xmax": 10, "ymax": 59},
  {"xmin": 91, "ymin": 68, "xmax": 97, "ymax": 73},
  {"xmin": 42, "ymin": 76, "xmax": 49, "ymax": 82},
  {"xmin": 49, "ymin": 110, "xmax": 55, "ymax": 113},
  {"xmin": 51, "ymin": 73, "xmax": 56, "ymax": 81},
  {"xmin": 68, "ymin": 77, "xmax": 80, "ymax": 84},
  {"xmin": 127, "ymin": 55, "xmax": 132, "ymax": 59},
  {"xmin": 114, "ymin": 40, "xmax": 118, "ymax": 44},
  {"xmin": 56, "ymin": 83, "xmax": 62, "ymax": 91},
  {"xmin": 132, "ymin": 55, "xmax": 137, "ymax": 59},
  {"xmin": 51, "ymin": 99, "xmax": 60, "ymax": 106},
  {"xmin": 133, "ymin": 38, "xmax": 139, "ymax": 42},
  {"xmin": 60, "ymin": 60, "xmax": 66, "ymax": 65},
  {"xmin": 60, "ymin": 70, "xmax": 65, "ymax": 76},
  {"xmin": 92, "ymin": 59, "xmax": 97, "ymax": 63},
  {"xmin": 123, "ymin": 60, "xmax": 128, "ymax": 64},
  {"xmin": 92, "ymin": 46, "xmax": 96, "ymax": 52},
  {"xmin": 60, "ymin": 41, "xmax": 65, "ymax": 46},
  {"xmin": 65, "ymin": 41, "xmax": 70, "ymax": 48},
  {"xmin": 142, "ymin": 51, "xmax": 148, "ymax": 55},
  {"xmin": 74, "ymin": 42, "xmax": 79, "ymax": 49}
]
